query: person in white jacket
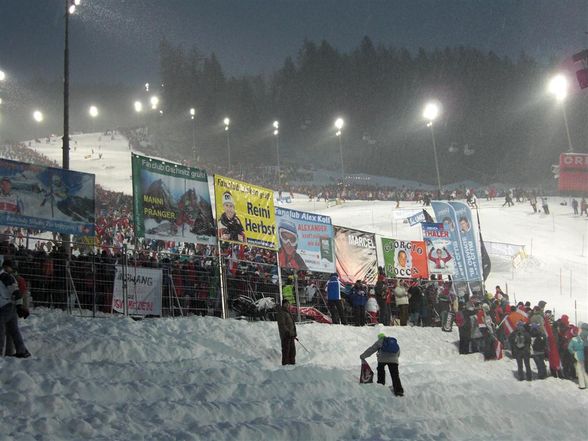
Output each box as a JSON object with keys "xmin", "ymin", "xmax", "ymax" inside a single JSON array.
[{"xmin": 394, "ymin": 279, "xmax": 410, "ymax": 326}]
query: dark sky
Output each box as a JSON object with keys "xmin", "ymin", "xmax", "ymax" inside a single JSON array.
[{"xmin": 1, "ymin": 0, "xmax": 587, "ymax": 85}]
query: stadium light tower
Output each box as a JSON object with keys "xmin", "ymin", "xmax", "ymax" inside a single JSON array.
[
  {"xmin": 334, "ymin": 117, "xmax": 345, "ymax": 179},
  {"xmin": 548, "ymin": 74, "xmax": 574, "ymax": 153},
  {"xmin": 423, "ymin": 101, "xmax": 442, "ymax": 197},
  {"xmin": 63, "ymin": 0, "xmax": 83, "ymax": 171},
  {"xmin": 190, "ymin": 108, "xmax": 197, "ymax": 163},
  {"xmin": 273, "ymin": 120, "xmax": 280, "ymax": 185},
  {"xmin": 224, "ymin": 117, "xmax": 231, "ymax": 169}
]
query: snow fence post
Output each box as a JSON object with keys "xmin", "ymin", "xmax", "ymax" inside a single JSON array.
[
  {"xmin": 569, "ymin": 270, "xmax": 572, "ymax": 299},
  {"xmin": 560, "ymin": 268, "xmax": 563, "ymax": 297},
  {"xmin": 574, "ymin": 300, "xmax": 577, "ymax": 325},
  {"xmin": 294, "ymin": 272, "xmax": 301, "ymax": 322}
]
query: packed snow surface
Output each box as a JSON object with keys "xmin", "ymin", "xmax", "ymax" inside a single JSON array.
[{"xmin": 1, "ymin": 133, "xmax": 585, "ymax": 440}]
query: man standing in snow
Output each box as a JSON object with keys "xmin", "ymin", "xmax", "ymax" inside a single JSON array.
[
  {"xmin": 276, "ymin": 299, "xmax": 297, "ymax": 365},
  {"xmin": 0, "ymin": 260, "xmax": 30, "ymax": 358},
  {"xmin": 509, "ymin": 321, "xmax": 532, "ymax": 381},
  {"xmin": 325, "ymin": 273, "xmax": 347, "ymax": 325},
  {"xmin": 360, "ymin": 333, "xmax": 404, "ymax": 396}
]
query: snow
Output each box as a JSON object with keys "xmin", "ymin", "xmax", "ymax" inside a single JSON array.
[{"xmin": 1, "ymin": 132, "xmax": 586, "ymax": 440}]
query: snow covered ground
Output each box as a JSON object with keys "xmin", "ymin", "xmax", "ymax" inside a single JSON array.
[{"xmin": 1, "ymin": 132, "xmax": 585, "ymax": 440}]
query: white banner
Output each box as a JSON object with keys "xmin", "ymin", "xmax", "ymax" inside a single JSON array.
[{"xmin": 112, "ymin": 265, "xmax": 163, "ymax": 316}]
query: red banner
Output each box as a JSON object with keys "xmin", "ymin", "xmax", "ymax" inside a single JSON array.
[
  {"xmin": 410, "ymin": 241, "xmax": 429, "ymax": 279},
  {"xmin": 559, "ymin": 153, "xmax": 588, "ymax": 193}
]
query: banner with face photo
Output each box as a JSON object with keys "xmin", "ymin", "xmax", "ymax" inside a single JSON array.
[
  {"xmin": 380, "ymin": 237, "xmax": 429, "ymax": 279},
  {"xmin": 449, "ymin": 201, "xmax": 483, "ymax": 281},
  {"xmin": 431, "ymin": 201, "xmax": 467, "ymax": 281},
  {"xmin": 0, "ymin": 158, "xmax": 95, "ymax": 235},
  {"xmin": 421, "ymin": 222, "xmax": 456, "ymax": 276},
  {"xmin": 214, "ymin": 175, "xmax": 277, "ymax": 249},
  {"xmin": 334, "ymin": 226, "xmax": 378, "ymax": 285},
  {"xmin": 275, "ymin": 207, "xmax": 335, "ymax": 273},
  {"xmin": 132, "ymin": 154, "xmax": 215, "ymax": 244}
]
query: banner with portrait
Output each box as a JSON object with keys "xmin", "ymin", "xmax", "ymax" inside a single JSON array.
[
  {"xmin": 0, "ymin": 158, "xmax": 95, "ymax": 235},
  {"xmin": 334, "ymin": 226, "xmax": 378, "ymax": 284},
  {"xmin": 380, "ymin": 237, "xmax": 428, "ymax": 279},
  {"xmin": 449, "ymin": 201, "xmax": 483, "ymax": 281},
  {"xmin": 132, "ymin": 154, "xmax": 215, "ymax": 244},
  {"xmin": 275, "ymin": 207, "xmax": 335, "ymax": 273},
  {"xmin": 421, "ymin": 222, "xmax": 456, "ymax": 277},
  {"xmin": 431, "ymin": 201, "xmax": 467, "ymax": 281},
  {"xmin": 112, "ymin": 265, "xmax": 163, "ymax": 316},
  {"xmin": 214, "ymin": 175, "xmax": 277, "ymax": 249}
]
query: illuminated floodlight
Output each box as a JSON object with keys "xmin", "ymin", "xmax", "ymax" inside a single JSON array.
[
  {"xmin": 334, "ymin": 117, "xmax": 344, "ymax": 130},
  {"xmin": 33, "ymin": 110, "xmax": 44, "ymax": 122},
  {"xmin": 423, "ymin": 101, "xmax": 440, "ymax": 122},
  {"xmin": 89, "ymin": 105, "xmax": 98, "ymax": 118},
  {"xmin": 134, "ymin": 101, "xmax": 143, "ymax": 113},
  {"xmin": 548, "ymin": 74, "xmax": 568, "ymax": 102},
  {"xmin": 150, "ymin": 96, "xmax": 159, "ymax": 109}
]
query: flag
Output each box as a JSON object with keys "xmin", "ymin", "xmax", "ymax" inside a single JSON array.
[{"xmin": 494, "ymin": 339, "xmax": 504, "ymax": 360}]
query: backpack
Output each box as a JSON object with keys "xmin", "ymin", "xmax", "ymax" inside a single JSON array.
[
  {"xmin": 381, "ymin": 337, "xmax": 399, "ymax": 353},
  {"xmin": 514, "ymin": 332, "xmax": 526, "ymax": 349}
]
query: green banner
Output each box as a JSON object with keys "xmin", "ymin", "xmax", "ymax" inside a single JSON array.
[
  {"xmin": 132, "ymin": 154, "xmax": 216, "ymax": 244},
  {"xmin": 381, "ymin": 237, "xmax": 396, "ymax": 278}
]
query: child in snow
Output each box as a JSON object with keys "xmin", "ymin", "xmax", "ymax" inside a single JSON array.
[{"xmin": 360, "ymin": 333, "xmax": 404, "ymax": 396}]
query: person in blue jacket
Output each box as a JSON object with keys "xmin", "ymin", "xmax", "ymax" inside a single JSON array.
[
  {"xmin": 350, "ymin": 280, "xmax": 367, "ymax": 326},
  {"xmin": 326, "ymin": 273, "xmax": 347, "ymax": 325},
  {"xmin": 568, "ymin": 326, "xmax": 587, "ymax": 389}
]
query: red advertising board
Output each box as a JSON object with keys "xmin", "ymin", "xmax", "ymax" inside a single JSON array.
[{"xmin": 559, "ymin": 153, "xmax": 588, "ymax": 193}]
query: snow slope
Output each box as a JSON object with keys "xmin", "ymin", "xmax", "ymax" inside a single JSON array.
[
  {"xmin": 0, "ymin": 133, "xmax": 586, "ymax": 440},
  {"xmin": 1, "ymin": 310, "xmax": 587, "ymax": 441}
]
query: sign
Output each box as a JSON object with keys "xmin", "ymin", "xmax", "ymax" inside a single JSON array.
[
  {"xmin": 275, "ymin": 207, "xmax": 335, "ymax": 273},
  {"xmin": 112, "ymin": 265, "xmax": 163, "ymax": 316},
  {"xmin": 132, "ymin": 154, "xmax": 215, "ymax": 244},
  {"xmin": 431, "ymin": 201, "xmax": 467, "ymax": 281},
  {"xmin": 334, "ymin": 226, "xmax": 378, "ymax": 284},
  {"xmin": 406, "ymin": 210, "xmax": 426, "ymax": 226},
  {"xmin": 0, "ymin": 158, "xmax": 95, "ymax": 235},
  {"xmin": 214, "ymin": 175, "xmax": 277, "ymax": 249},
  {"xmin": 380, "ymin": 237, "xmax": 428, "ymax": 279},
  {"xmin": 558, "ymin": 153, "xmax": 588, "ymax": 193},
  {"xmin": 449, "ymin": 201, "xmax": 483, "ymax": 282},
  {"xmin": 421, "ymin": 223, "xmax": 456, "ymax": 276}
]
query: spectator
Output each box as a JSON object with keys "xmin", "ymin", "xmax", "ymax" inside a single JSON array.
[
  {"xmin": 360, "ymin": 333, "xmax": 404, "ymax": 396},
  {"xmin": 325, "ymin": 273, "xmax": 346, "ymax": 325},
  {"xmin": 0, "ymin": 260, "xmax": 30, "ymax": 358},
  {"xmin": 276, "ymin": 299, "xmax": 296, "ymax": 365},
  {"xmin": 509, "ymin": 321, "xmax": 532, "ymax": 381}
]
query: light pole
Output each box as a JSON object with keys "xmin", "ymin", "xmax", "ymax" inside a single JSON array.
[
  {"xmin": 190, "ymin": 108, "xmax": 197, "ymax": 163},
  {"xmin": 89, "ymin": 105, "xmax": 98, "ymax": 133},
  {"xmin": 63, "ymin": 0, "xmax": 82, "ymax": 171},
  {"xmin": 273, "ymin": 120, "xmax": 280, "ymax": 185},
  {"xmin": 224, "ymin": 117, "xmax": 231, "ymax": 170},
  {"xmin": 423, "ymin": 101, "xmax": 442, "ymax": 197},
  {"xmin": 548, "ymin": 74, "xmax": 574, "ymax": 152},
  {"xmin": 334, "ymin": 117, "xmax": 344, "ymax": 179}
]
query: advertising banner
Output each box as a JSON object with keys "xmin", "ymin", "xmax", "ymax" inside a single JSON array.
[
  {"xmin": 132, "ymin": 154, "xmax": 215, "ymax": 244},
  {"xmin": 112, "ymin": 265, "xmax": 163, "ymax": 316},
  {"xmin": 421, "ymin": 222, "xmax": 456, "ymax": 276},
  {"xmin": 558, "ymin": 153, "xmax": 588, "ymax": 193},
  {"xmin": 431, "ymin": 201, "xmax": 467, "ymax": 281},
  {"xmin": 406, "ymin": 210, "xmax": 426, "ymax": 226},
  {"xmin": 0, "ymin": 158, "xmax": 95, "ymax": 235},
  {"xmin": 334, "ymin": 226, "xmax": 378, "ymax": 284},
  {"xmin": 214, "ymin": 175, "xmax": 277, "ymax": 249},
  {"xmin": 449, "ymin": 201, "xmax": 483, "ymax": 281},
  {"xmin": 380, "ymin": 237, "xmax": 428, "ymax": 279},
  {"xmin": 275, "ymin": 207, "xmax": 335, "ymax": 273}
]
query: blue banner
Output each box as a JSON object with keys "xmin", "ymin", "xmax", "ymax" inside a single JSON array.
[
  {"xmin": 0, "ymin": 158, "xmax": 95, "ymax": 236},
  {"xmin": 275, "ymin": 207, "xmax": 335, "ymax": 273},
  {"xmin": 431, "ymin": 201, "xmax": 467, "ymax": 281},
  {"xmin": 449, "ymin": 201, "xmax": 483, "ymax": 281},
  {"xmin": 407, "ymin": 210, "xmax": 426, "ymax": 226}
]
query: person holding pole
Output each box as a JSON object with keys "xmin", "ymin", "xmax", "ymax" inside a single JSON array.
[{"xmin": 276, "ymin": 298, "xmax": 297, "ymax": 365}]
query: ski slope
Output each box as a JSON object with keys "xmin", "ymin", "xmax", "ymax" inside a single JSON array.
[
  {"xmin": 1, "ymin": 132, "xmax": 586, "ymax": 440},
  {"xmin": 31, "ymin": 132, "xmax": 588, "ymax": 323}
]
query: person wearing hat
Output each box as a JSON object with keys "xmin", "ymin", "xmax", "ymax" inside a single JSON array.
[
  {"xmin": 325, "ymin": 273, "xmax": 347, "ymax": 325},
  {"xmin": 0, "ymin": 259, "xmax": 30, "ymax": 358},
  {"xmin": 509, "ymin": 321, "xmax": 532, "ymax": 381},
  {"xmin": 529, "ymin": 322, "xmax": 548, "ymax": 379},
  {"xmin": 360, "ymin": 333, "xmax": 404, "ymax": 396},
  {"xmin": 0, "ymin": 177, "xmax": 22, "ymax": 214},
  {"xmin": 277, "ymin": 219, "xmax": 307, "ymax": 271},
  {"xmin": 218, "ymin": 191, "xmax": 246, "ymax": 243},
  {"xmin": 567, "ymin": 326, "xmax": 587, "ymax": 389},
  {"xmin": 276, "ymin": 298, "xmax": 297, "ymax": 365}
]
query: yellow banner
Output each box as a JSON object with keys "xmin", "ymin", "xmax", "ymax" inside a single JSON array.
[{"xmin": 214, "ymin": 175, "xmax": 277, "ymax": 249}]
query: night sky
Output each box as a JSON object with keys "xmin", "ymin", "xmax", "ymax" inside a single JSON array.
[{"xmin": 1, "ymin": 0, "xmax": 587, "ymax": 84}]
